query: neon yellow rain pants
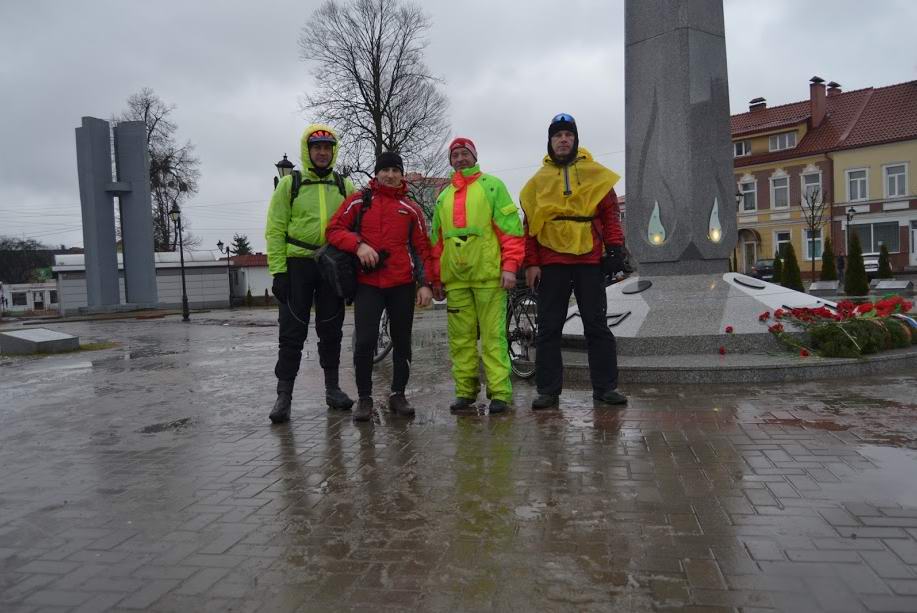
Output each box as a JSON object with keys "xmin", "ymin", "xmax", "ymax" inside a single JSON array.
[{"xmin": 446, "ymin": 286, "xmax": 512, "ymax": 402}]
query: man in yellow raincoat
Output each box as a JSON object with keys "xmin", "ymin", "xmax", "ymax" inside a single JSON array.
[
  {"xmin": 431, "ymin": 138, "xmax": 525, "ymax": 414},
  {"xmin": 520, "ymin": 114, "xmax": 628, "ymax": 410},
  {"xmin": 265, "ymin": 124, "xmax": 356, "ymax": 424}
]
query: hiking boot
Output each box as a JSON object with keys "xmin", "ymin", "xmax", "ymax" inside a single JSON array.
[
  {"xmin": 488, "ymin": 399, "xmax": 510, "ymax": 414},
  {"xmin": 269, "ymin": 380, "xmax": 294, "ymax": 424},
  {"xmin": 449, "ymin": 397, "xmax": 477, "ymax": 413},
  {"xmin": 388, "ymin": 393, "xmax": 415, "ymax": 417},
  {"xmin": 353, "ymin": 397, "xmax": 373, "ymax": 423},
  {"xmin": 326, "ymin": 388, "xmax": 354, "ymax": 411},
  {"xmin": 593, "ymin": 389, "xmax": 628, "ymax": 405},
  {"xmin": 531, "ymin": 394, "xmax": 559, "ymax": 410}
]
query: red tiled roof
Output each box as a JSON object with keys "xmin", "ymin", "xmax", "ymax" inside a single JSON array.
[
  {"xmin": 230, "ymin": 254, "xmax": 267, "ymax": 267},
  {"xmin": 731, "ymin": 81, "xmax": 917, "ymax": 167}
]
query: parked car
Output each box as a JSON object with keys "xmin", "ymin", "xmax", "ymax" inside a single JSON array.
[{"xmin": 750, "ymin": 259, "xmax": 775, "ymax": 281}]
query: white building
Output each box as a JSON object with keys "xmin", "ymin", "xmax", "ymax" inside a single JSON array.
[
  {"xmin": 228, "ymin": 253, "xmax": 272, "ymax": 304},
  {"xmin": 0, "ymin": 281, "xmax": 59, "ymax": 314},
  {"xmin": 52, "ymin": 251, "xmax": 230, "ymax": 315}
]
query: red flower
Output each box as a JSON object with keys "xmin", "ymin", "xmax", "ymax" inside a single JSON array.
[
  {"xmin": 768, "ymin": 323, "xmax": 784, "ymax": 334},
  {"xmin": 856, "ymin": 303, "xmax": 875, "ymax": 314},
  {"xmin": 774, "ymin": 309, "xmax": 785, "ymax": 319},
  {"xmin": 718, "ymin": 346, "xmax": 726, "ymax": 355},
  {"xmin": 800, "ymin": 348, "xmax": 810, "ymax": 357},
  {"xmin": 758, "ymin": 311, "xmax": 771, "ymax": 322},
  {"xmin": 725, "ymin": 326, "xmax": 734, "ymax": 334}
]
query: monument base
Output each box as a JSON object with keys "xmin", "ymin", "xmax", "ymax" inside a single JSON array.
[
  {"xmin": 1, "ymin": 328, "xmax": 80, "ymax": 355},
  {"xmin": 562, "ymin": 272, "xmax": 835, "ymax": 356}
]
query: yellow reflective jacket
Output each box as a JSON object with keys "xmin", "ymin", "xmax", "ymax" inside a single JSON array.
[
  {"xmin": 264, "ymin": 124, "xmax": 356, "ymax": 275},
  {"xmin": 519, "ymin": 147, "xmax": 620, "ymax": 255}
]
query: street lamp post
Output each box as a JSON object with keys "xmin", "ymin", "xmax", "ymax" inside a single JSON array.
[
  {"xmin": 274, "ymin": 154, "xmax": 295, "ymax": 189},
  {"xmin": 217, "ymin": 240, "xmax": 234, "ymax": 309},
  {"xmin": 169, "ymin": 204, "xmax": 190, "ymax": 322}
]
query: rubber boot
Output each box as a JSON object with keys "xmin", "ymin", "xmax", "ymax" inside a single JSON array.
[
  {"xmin": 269, "ymin": 379, "xmax": 294, "ymax": 424},
  {"xmin": 388, "ymin": 393, "xmax": 415, "ymax": 417},
  {"xmin": 531, "ymin": 394, "xmax": 559, "ymax": 410},
  {"xmin": 449, "ymin": 397, "xmax": 476, "ymax": 413},
  {"xmin": 593, "ymin": 389, "xmax": 627, "ymax": 405},
  {"xmin": 353, "ymin": 397, "xmax": 373, "ymax": 423},
  {"xmin": 488, "ymin": 399, "xmax": 510, "ymax": 414},
  {"xmin": 326, "ymin": 388, "xmax": 354, "ymax": 410}
]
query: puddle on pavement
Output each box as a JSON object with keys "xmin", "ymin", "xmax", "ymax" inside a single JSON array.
[{"xmin": 818, "ymin": 445, "xmax": 917, "ymax": 507}]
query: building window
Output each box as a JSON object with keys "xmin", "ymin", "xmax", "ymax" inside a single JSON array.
[
  {"xmin": 851, "ymin": 221, "xmax": 900, "ymax": 254},
  {"xmin": 846, "ymin": 169, "xmax": 868, "ymax": 202},
  {"xmin": 734, "ymin": 141, "xmax": 751, "ymax": 157},
  {"xmin": 49, "ymin": 291, "xmax": 58, "ymax": 304},
  {"xmin": 12, "ymin": 292, "xmax": 27, "ymax": 306},
  {"xmin": 768, "ymin": 132, "xmax": 796, "ymax": 152},
  {"xmin": 771, "ymin": 176, "xmax": 789, "ymax": 209},
  {"xmin": 802, "ymin": 173, "xmax": 821, "ymax": 204},
  {"xmin": 775, "ymin": 230, "xmax": 792, "ymax": 257},
  {"xmin": 805, "ymin": 229, "xmax": 823, "ymax": 260},
  {"xmin": 739, "ymin": 180, "xmax": 757, "ymax": 212},
  {"xmin": 885, "ymin": 164, "xmax": 907, "ymax": 199}
]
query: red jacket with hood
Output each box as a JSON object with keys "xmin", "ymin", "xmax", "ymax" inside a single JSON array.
[{"xmin": 326, "ymin": 179, "xmax": 434, "ymax": 289}]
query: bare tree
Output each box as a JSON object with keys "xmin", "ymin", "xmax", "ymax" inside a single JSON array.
[
  {"xmin": 298, "ymin": 0, "xmax": 450, "ymax": 184},
  {"xmin": 799, "ymin": 186, "xmax": 832, "ymax": 281},
  {"xmin": 116, "ymin": 88, "xmax": 201, "ymax": 251}
]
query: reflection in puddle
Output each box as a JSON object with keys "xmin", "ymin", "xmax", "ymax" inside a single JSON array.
[{"xmin": 819, "ymin": 445, "xmax": 917, "ymax": 507}]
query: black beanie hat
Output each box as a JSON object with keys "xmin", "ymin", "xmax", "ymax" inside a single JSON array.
[
  {"xmin": 374, "ymin": 151, "xmax": 404, "ymax": 175},
  {"xmin": 547, "ymin": 113, "xmax": 579, "ymax": 164}
]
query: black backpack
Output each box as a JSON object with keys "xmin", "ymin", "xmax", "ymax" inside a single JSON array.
[
  {"xmin": 284, "ymin": 170, "xmax": 350, "ymax": 252},
  {"xmin": 314, "ymin": 188, "xmax": 372, "ymax": 302},
  {"xmin": 290, "ymin": 169, "xmax": 347, "ymax": 204}
]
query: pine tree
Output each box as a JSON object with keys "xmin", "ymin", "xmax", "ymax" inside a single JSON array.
[
  {"xmin": 844, "ymin": 233, "xmax": 869, "ymax": 296},
  {"xmin": 820, "ymin": 237, "xmax": 837, "ymax": 281},
  {"xmin": 781, "ymin": 243, "xmax": 804, "ymax": 291},
  {"xmin": 772, "ymin": 250, "xmax": 783, "ymax": 284},
  {"xmin": 877, "ymin": 244, "xmax": 893, "ymax": 279},
  {"xmin": 230, "ymin": 233, "xmax": 253, "ymax": 255}
]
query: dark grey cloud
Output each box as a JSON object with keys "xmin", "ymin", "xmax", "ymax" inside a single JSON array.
[{"xmin": 1, "ymin": 0, "xmax": 914, "ymax": 251}]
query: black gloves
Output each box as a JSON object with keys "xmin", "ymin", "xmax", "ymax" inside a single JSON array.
[
  {"xmin": 272, "ymin": 273, "xmax": 290, "ymax": 304},
  {"xmin": 602, "ymin": 245, "xmax": 626, "ymax": 277}
]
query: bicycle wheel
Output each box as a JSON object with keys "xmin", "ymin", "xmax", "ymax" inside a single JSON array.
[
  {"xmin": 507, "ymin": 293, "xmax": 537, "ymax": 378},
  {"xmin": 373, "ymin": 309, "xmax": 393, "ymax": 363}
]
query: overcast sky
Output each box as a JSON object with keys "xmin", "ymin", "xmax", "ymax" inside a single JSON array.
[{"xmin": 2, "ymin": 0, "xmax": 916, "ymax": 253}]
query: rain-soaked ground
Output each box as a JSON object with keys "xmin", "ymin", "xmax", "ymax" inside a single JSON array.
[{"xmin": 1, "ymin": 307, "xmax": 916, "ymax": 612}]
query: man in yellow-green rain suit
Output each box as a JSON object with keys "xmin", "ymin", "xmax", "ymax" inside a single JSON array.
[
  {"xmin": 265, "ymin": 124, "xmax": 356, "ymax": 424},
  {"xmin": 431, "ymin": 138, "xmax": 525, "ymax": 415}
]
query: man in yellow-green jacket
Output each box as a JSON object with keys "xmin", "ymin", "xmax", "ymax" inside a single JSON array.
[
  {"xmin": 265, "ymin": 124, "xmax": 356, "ymax": 424},
  {"xmin": 431, "ymin": 138, "xmax": 525, "ymax": 415}
]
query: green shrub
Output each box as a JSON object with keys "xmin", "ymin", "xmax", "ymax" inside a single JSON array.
[
  {"xmin": 844, "ymin": 233, "xmax": 869, "ymax": 296},
  {"xmin": 877, "ymin": 244, "xmax": 893, "ymax": 279},
  {"xmin": 773, "ymin": 251, "xmax": 783, "ymax": 284},
  {"xmin": 844, "ymin": 318, "xmax": 889, "ymax": 354},
  {"xmin": 885, "ymin": 318, "xmax": 911, "ymax": 349},
  {"xmin": 781, "ymin": 243, "xmax": 804, "ymax": 291},
  {"xmin": 809, "ymin": 323, "xmax": 861, "ymax": 358},
  {"xmin": 820, "ymin": 237, "xmax": 837, "ymax": 281}
]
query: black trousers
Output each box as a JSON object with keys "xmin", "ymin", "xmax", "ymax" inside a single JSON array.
[
  {"xmin": 274, "ymin": 257, "xmax": 345, "ymax": 385},
  {"xmin": 353, "ymin": 283, "xmax": 415, "ymax": 398},
  {"xmin": 535, "ymin": 264, "xmax": 617, "ymax": 396}
]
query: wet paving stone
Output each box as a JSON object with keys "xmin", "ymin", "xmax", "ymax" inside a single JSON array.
[{"xmin": 1, "ymin": 308, "xmax": 917, "ymax": 611}]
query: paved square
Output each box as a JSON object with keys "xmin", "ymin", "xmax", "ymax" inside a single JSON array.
[{"xmin": 1, "ymin": 308, "xmax": 916, "ymax": 612}]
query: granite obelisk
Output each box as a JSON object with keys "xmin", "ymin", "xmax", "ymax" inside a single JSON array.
[
  {"xmin": 624, "ymin": 0, "xmax": 736, "ymax": 276},
  {"xmin": 562, "ymin": 0, "xmax": 832, "ymax": 353}
]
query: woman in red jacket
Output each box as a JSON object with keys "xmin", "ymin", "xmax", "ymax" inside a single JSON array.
[{"xmin": 326, "ymin": 152, "xmax": 435, "ymax": 423}]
